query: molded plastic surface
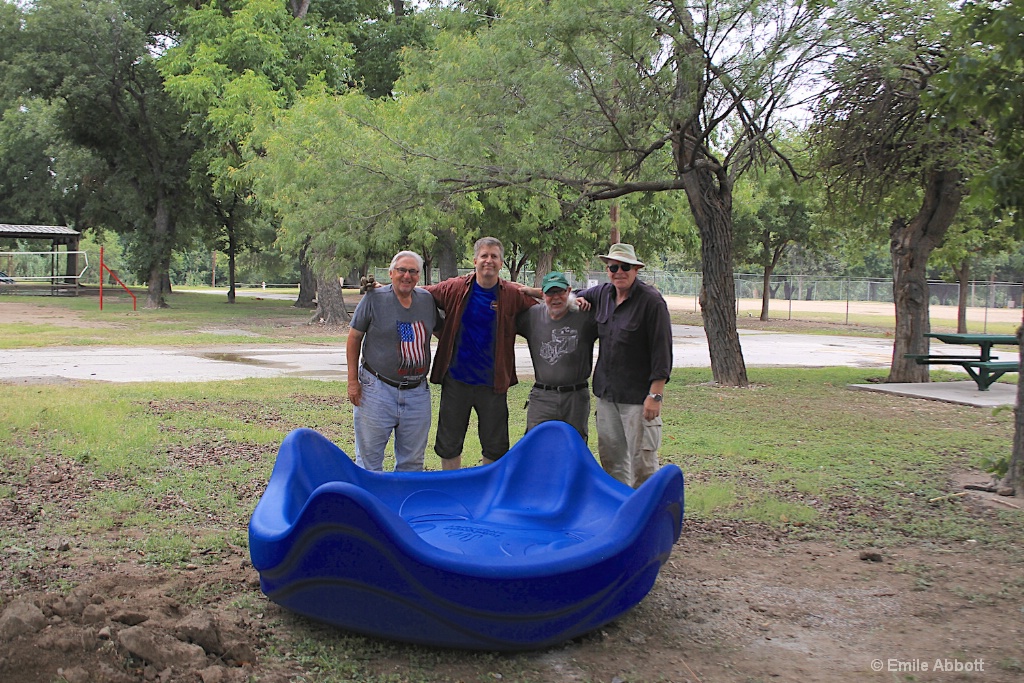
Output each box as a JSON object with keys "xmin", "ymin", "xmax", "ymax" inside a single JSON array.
[{"xmin": 248, "ymin": 421, "xmax": 684, "ymax": 650}]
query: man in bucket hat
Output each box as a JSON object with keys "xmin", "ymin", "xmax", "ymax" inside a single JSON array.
[
  {"xmin": 577, "ymin": 243, "xmax": 672, "ymax": 487},
  {"xmin": 516, "ymin": 271, "xmax": 599, "ymax": 441}
]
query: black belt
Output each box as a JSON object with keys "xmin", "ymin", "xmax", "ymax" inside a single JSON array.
[
  {"xmin": 533, "ymin": 382, "xmax": 588, "ymax": 393},
  {"xmin": 362, "ymin": 362, "xmax": 424, "ymax": 389}
]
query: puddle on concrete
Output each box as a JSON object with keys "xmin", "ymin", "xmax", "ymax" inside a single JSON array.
[{"xmin": 199, "ymin": 352, "xmax": 289, "ymax": 368}]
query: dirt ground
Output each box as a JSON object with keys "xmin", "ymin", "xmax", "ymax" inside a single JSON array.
[
  {"xmin": 2, "ymin": 464, "xmax": 1022, "ymax": 683},
  {"xmin": 1, "ymin": 298, "xmax": 1023, "ymax": 683}
]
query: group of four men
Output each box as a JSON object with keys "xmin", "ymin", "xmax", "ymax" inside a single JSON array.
[{"xmin": 345, "ymin": 237, "xmax": 673, "ymax": 488}]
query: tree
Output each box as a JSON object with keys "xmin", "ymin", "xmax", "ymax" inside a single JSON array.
[
  {"xmin": 733, "ymin": 161, "xmax": 823, "ymax": 320},
  {"xmin": 0, "ymin": 4, "xmax": 108, "ymax": 234},
  {"xmin": 941, "ymin": 0, "xmax": 1024, "ymax": 496},
  {"xmin": 257, "ymin": 0, "xmax": 841, "ymax": 385},
  {"xmin": 160, "ymin": 0, "xmax": 353, "ymax": 305},
  {"xmin": 811, "ymin": 0, "xmax": 983, "ymax": 382},
  {"xmin": 12, "ymin": 0, "xmax": 199, "ymax": 308},
  {"xmin": 931, "ymin": 207, "xmax": 1019, "ymax": 333}
]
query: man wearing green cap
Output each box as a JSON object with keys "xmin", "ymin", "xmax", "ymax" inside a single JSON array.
[
  {"xmin": 577, "ymin": 243, "xmax": 672, "ymax": 488},
  {"xmin": 516, "ymin": 271, "xmax": 599, "ymax": 441}
]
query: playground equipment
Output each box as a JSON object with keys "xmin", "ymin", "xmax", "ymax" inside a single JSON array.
[{"xmin": 248, "ymin": 422, "xmax": 684, "ymax": 650}]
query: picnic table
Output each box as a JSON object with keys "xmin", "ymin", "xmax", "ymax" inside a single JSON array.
[{"xmin": 906, "ymin": 332, "xmax": 1020, "ymax": 391}]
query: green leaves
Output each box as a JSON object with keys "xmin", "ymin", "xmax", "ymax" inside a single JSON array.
[{"xmin": 940, "ymin": 1, "xmax": 1024, "ymax": 214}]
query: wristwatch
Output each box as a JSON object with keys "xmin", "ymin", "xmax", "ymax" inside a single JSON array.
[{"xmin": 647, "ymin": 393, "xmax": 663, "ymax": 402}]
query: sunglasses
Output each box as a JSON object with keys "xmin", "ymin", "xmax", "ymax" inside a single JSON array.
[
  {"xmin": 607, "ymin": 263, "xmax": 633, "ymax": 273},
  {"xmin": 393, "ymin": 267, "xmax": 420, "ymax": 276}
]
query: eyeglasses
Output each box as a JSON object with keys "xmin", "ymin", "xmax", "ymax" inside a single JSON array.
[
  {"xmin": 544, "ymin": 288, "xmax": 568, "ymax": 296},
  {"xmin": 607, "ymin": 263, "xmax": 633, "ymax": 273},
  {"xmin": 393, "ymin": 267, "xmax": 420, "ymax": 276}
]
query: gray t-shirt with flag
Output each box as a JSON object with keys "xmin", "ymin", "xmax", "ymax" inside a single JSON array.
[
  {"xmin": 517, "ymin": 306, "xmax": 598, "ymax": 386},
  {"xmin": 351, "ymin": 285, "xmax": 440, "ymax": 383}
]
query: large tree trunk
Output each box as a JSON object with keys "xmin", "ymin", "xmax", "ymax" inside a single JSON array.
[
  {"xmin": 434, "ymin": 228, "xmax": 459, "ymax": 280},
  {"xmin": 66, "ymin": 237, "xmax": 79, "ymax": 288},
  {"xmin": 759, "ymin": 240, "xmax": 786, "ymax": 322},
  {"xmin": 506, "ymin": 248, "xmax": 526, "ymax": 282},
  {"xmin": 294, "ymin": 238, "xmax": 317, "ymax": 309},
  {"xmin": 887, "ymin": 169, "xmax": 964, "ymax": 382},
  {"xmin": 680, "ymin": 166, "xmax": 748, "ymax": 387},
  {"xmin": 953, "ymin": 259, "xmax": 969, "ymax": 333},
  {"xmin": 145, "ymin": 198, "xmax": 171, "ymax": 309},
  {"xmin": 422, "ymin": 253, "xmax": 433, "ymax": 286},
  {"xmin": 1009, "ymin": 321, "xmax": 1024, "ymax": 497},
  {"xmin": 672, "ymin": 11, "xmax": 747, "ymax": 387},
  {"xmin": 534, "ymin": 249, "xmax": 554, "ymax": 287},
  {"xmin": 760, "ymin": 271, "xmax": 772, "ymax": 322},
  {"xmin": 310, "ymin": 275, "xmax": 350, "ymax": 326},
  {"xmin": 226, "ymin": 218, "xmax": 237, "ymax": 304}
]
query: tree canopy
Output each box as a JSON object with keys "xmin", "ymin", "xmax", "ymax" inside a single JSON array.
[{"xmin": 252, "ymin": 0, "xmax": 843, "ymax": 385}]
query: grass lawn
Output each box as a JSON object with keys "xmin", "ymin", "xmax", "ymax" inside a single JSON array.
[
  {"xmin": 1, "ymin": 366, "xmax": 1017, "ymax": 562},
  {"xmin": 1, "ymin": 292, "xmax": 1022, "ymax": 682},
  {"xmin": 1, "ymin": 292, "xmax": 1018, "ymax": 552}
]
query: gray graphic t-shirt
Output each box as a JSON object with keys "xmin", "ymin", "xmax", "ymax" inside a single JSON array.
[
  {"xmin": 352, "ymin": 285, "xmax": 440, "ymax": 382},
  {"xmin": 517, "ymin": 306, "xmax": 598, "ymax": 386}
]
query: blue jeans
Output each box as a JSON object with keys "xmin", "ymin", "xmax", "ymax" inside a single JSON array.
[{"xmin": 353, "ymin": 366, "xmax": 431, "ymax": 472}]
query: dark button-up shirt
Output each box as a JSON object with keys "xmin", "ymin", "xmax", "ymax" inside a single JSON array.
[{"xmin": 578, "ymin": 279, "xmax": 672, "ymax": 404}]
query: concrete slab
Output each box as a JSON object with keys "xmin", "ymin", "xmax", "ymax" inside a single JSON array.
[
  {"xmin": 0, "ymin": 325, "xmax": 1011, "ymax": 389},
  {"xmin": 849, "ymin": 381, "xmax": 1017, "ymax": 408}
]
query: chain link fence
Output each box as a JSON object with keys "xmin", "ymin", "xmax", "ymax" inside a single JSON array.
[{"xmin": 373, "ymin": 266, "xmax": 1022, "ymax": 312}]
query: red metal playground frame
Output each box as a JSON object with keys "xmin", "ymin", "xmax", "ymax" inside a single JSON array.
[{"xmin": 99, "ymin": 245, "xmax": 136, "ymax": 311}]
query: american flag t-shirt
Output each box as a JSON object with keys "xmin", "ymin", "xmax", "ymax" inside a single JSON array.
[{"xmin": 397, "ymin": 320, "xmax": 428, "ymax": 374}]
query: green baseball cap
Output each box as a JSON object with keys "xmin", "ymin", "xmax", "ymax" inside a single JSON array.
[{"xmin": 541, "ymin": 271, "xmax": 571, "ymax": 293}]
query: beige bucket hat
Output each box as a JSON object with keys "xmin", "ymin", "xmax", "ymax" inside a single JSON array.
[{"xmin": 598, "ymin": 243, "xmax": 645, "ymax": 267}]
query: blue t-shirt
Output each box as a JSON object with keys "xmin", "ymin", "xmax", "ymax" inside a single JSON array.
[{"xmin": 449, "ymin": 281, "xmax": 498, "ymax": 386}]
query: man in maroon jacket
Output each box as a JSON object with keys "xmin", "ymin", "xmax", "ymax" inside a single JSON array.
[{"xmin": 423, "ymin": 237, "xmax": 537, "ymax": 470}]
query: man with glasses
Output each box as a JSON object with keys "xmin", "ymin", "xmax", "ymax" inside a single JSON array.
[
  {"xmin": 517, "ymin": 271, "xmax": 598, "ymax": 441},
  {"xmin": 424, "ymin": 237, "xmax": 537, "ymax": 469},
  {"xmin": 346, "ymin": 250, "xmax": 441, "ymax": 471},
  {"xmin": 577, "ymin": 243, "xmax": 672, "ymax": 487}
]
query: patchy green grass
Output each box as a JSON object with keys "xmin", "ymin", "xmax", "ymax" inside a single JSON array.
[
  {"xmin": 0, "ymin": 367, "xmax": 1018, "ymax": 572},
  {"xmin": 1, "ymin": 303, "xmax": 1021, "ymax": 682},
  {"xmin": 0, "ymin": 291, "xmax": 342, "ymax": 348},
  {"xmin": 663, "ymin": 367, "xmax": 1018, "ymax": 545}
]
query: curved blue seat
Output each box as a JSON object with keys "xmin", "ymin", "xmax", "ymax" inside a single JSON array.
[{"xmin": 248, "ymin": 421, "xmax": 684, "ymax": 650}]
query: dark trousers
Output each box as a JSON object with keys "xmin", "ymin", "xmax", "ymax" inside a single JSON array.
[{"xmin": 434, "ymin": 374, "xmax": 510, "ymax": 461}]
